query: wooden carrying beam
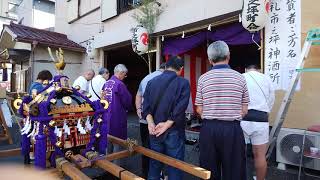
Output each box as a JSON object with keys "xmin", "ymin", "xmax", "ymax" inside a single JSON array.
[
  {"xmin": 95, "ymin": 159, "xmax": 144, "ymax": 180},
  {"xmin": 69, "ymin": 154, "xmax": 92, "ymax": 169},
  {"xmin": 0, "ymin": 148, "xmax": 21, "ymax": 158},
  {"xmin": 85, "ymin": 152, "xmax": 144, "ymax": 180},
  {"xmin": 56, "ymin": 158, "xmax": 91, "ymax": 180},
  {"xmin": 106, "ymin": 150, "xmax": 132, "ymax": 161},
  {"xmin": 108, "ymin": 135, "xmax": 211, "ymax": 179}
]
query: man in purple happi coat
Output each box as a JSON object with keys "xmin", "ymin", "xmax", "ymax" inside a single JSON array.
[
  {"xmin": 103, "ymin": 64, "xmax": 132, "ymax": 140},
  {"xmin": 102, "ymin": 64, "xmax": 132, "ymax": 164}
]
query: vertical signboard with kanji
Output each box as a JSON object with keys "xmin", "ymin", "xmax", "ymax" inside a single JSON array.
[{"xmin": 265, "ymin": 0, "xmax": 301, "ymax": 90}]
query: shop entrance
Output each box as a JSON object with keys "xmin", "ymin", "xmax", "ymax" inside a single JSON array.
[
  {"xmin": 172, "ymin": 42, "xmax": 261, "ymax": 113},
  {"xmin": 229, "ymin": 43, "xmax": 261, "ymax": 73},
  {"xmin": 161, "ymin": 22, "xmax": 262, "ymax": 113},
  {"xmin": 105, "ymin": 45, "xmax": 156, "ymax": 111}
]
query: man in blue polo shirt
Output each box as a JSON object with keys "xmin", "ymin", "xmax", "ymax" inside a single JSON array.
[
  {"xmin": 143, "ymin": 56, "xmax": 190, "ymax": 180},
  {"xmin": 29, "ymin": 70, "xmax": 53, "ymax": 94}
]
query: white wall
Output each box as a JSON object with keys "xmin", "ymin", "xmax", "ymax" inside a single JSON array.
[
  {"xmin": 0, "ymin": 0, "xmax": 17, "ymax": 33},
  {"xmin": 55, "ymin": 0, "xmax": 241, "ymax": 48},
  {"xmin": 97, "ymin": 0, "xmax": 241, "ymax": 47},
  {"xmin": 33, "ymin": 0, "xmax": 55, "ymax": 29},
  {"xmin": 33, "ymin": 46, "xmax": 83, "ymax": 83},
  {"xmin": 54, "ymin": 0, "xmax": 241, "ymax": 72},
  {"xmin": 33, "ymin": 9, "xmax": 55, "ymax": 29},
  {"xmin": 55, "ymin": 5, "xmax": 101, "ymax": 43},
  {"xmin": 79, "ymin": 0, "xmax": 100, "ymax": 16},
  {"xmin": 17, "ymin": 0, "xmax": 55, "ymax": 29},
  {"xmin": 17, "ymin": 0, "xmax": 33, "ymax": 26},
  {"xmin": 0, "ymin": 0, "xmax": 9, "ymax": 17},
  {"xmin": 55, "ymin": 1, "xmax": 104, "ymax": 73},
  {"xmin": 0, "ymin": 17, "xmax": 11, "ymax": 33}
]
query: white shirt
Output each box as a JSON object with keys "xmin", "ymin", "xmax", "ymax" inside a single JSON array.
[
  {"xmin": 243, "ymin": 71, "xmax": 275, "ymax": 113},
  {"xmin": 73, "ymin": 76, "xmax": 89, "ymax": 92},
  {"xmin": 88, "ymin": 75, "xmax": 106, "ymax": 101}
]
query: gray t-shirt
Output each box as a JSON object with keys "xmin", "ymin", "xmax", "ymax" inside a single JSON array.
[{"xmin": 137, "ymin": 70, "xmax": 162, "ymax": 123}]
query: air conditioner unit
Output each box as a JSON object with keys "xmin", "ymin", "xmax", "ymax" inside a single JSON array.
[{"xmin": 276, "ymin": 128, "xmax": 320, "ymax": 170}]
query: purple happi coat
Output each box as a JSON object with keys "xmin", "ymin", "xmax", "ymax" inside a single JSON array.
[{"xmin": 102, "ymin": 75, "xmax": 132, "ymax": 139}]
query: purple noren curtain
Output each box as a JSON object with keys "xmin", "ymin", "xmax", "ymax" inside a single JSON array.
[{"xmin": 162, "ymin": 23, "xmax": 260, "ymax": 56}]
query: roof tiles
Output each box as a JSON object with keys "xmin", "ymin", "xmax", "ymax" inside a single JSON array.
[{"xmin": 4, "ymin": 22, "xmax": 86, "ymax": 52}]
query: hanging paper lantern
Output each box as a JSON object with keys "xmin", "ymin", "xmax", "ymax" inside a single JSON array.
[
  {"xmin": 241, "ymin": 0, "xmax": 270, "ymax": 32},
  {"xmin": 131, "ymin": 25, "xmax": 149, "ymax": 55}
]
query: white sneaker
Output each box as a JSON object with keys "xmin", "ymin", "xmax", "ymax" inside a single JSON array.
[{"xmin": 30, "ymin": 152, "xmax": 35, "ymax": 160}]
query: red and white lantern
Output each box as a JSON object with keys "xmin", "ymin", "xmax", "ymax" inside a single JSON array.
[
  {"xmin": 131, "ymin": 25, "xmax": 149, "ymax": 55},
  {"xmin": 241, "ymin": 0, "xmax": 270, "ymax": 32}
]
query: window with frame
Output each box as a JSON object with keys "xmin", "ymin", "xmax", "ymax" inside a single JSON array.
[
  {"xmin": 7, "ymin": 0, "xmax": 21, "ymax": 19},
  {"xmin": 118, "ymin": 0, "xmax": 132, "ymax": 13},
  {"xmin": 101, "ymin": 0, "xmax": 137, "ymax": 22},
  {"xmin": 67, "ymin": 0, "xmax": 100, "ymax": 23},
  {"xmin": 101, "ymin": 0, "xmax": 118, "ymax": 21},
  {"xmin": 67, "ymin": 0, "xmax": 79, "ymax": 23},
  {"xmin": 79, "ymin": 0, "xmax": 100, "ymax": 16},
  {"xmin": 13, "ymin": 64, "xmax": 29, "ymax": 93}
]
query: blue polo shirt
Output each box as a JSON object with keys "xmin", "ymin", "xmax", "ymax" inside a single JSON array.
[
  {"xmin": 28, "ymin": 82, "xmax": 44, "ymax": 94},
  {"xmin": 142, "ymin": 70, "xmax": 190, "ymax": 132},
  {"xmin": 137, "ymin": 70, "xmax": 163, "ymax": 96},
  {"xmin": 137, "ymin": 70, "xmax": 163, "ymax": 124}
]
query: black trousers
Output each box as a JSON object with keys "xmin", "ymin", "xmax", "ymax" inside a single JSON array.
[
  {"xmin": 200, "ymin": 119, "xmax": 247, "ymax": 180},
  {"xmin": 140, "ymin": 123, "xmax": 150, "ymax": 178}
]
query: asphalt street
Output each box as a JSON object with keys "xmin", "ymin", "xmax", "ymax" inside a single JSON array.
[{"xmin": 1, "ymin": 114, "xmax": 320, "ymax": 180}]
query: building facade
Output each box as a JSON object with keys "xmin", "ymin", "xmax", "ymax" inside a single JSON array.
[
  {"xmin": 0, "ymin": 22, "xmax": 85, "ymax": 92},
  {"xmin": 54, "ymin": 0, "xmax": 244, "ymax": 104},
  {"xmin": 0, "ymin": 0, "xmax": 19, "ymax": 37},
  {"xmin": 55, "ymin": 0, "xmax": 242, "ymax": 71},
  {"xmin": 0, "ymin": 0, "xmax": 19, "ymax": 89},
  {"xmin": 54, "ymin": 0, "xmax": 320, "ymax": 129},
  {"xmin": 0, "ymin": 0, "xmax": 86, "ymax": 93},
  {"xmin": 17, "ymin": 0, "xmax": 55, "ymax": 30}
]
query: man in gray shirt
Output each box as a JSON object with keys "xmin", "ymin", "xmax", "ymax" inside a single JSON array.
[{"xmin": 135, "ymin": 63, "xmax": 166, "ymax": 178}]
